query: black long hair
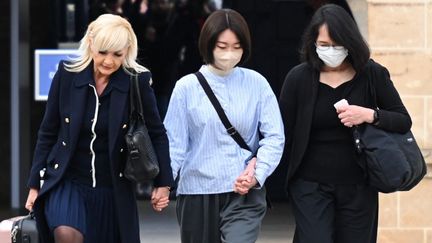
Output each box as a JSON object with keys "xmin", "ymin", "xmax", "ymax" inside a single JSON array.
[{"xmin": 300, "ymin": 4, "xmax": 370, "ymax": 72}]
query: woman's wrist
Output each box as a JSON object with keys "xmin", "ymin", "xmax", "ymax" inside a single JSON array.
[
  {"xmin": 366, "ymin": 108, "xmax": 376, "ymax": 124},
  {"xmin": 372, "ymin": 108, "xmax": 380, "ymax": 125},
  {"xmin": 159, "ymin": 186, "xmax": 171, "ymax": 191}
]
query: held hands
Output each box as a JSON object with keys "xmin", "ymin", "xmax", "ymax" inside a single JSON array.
[
  {"xmin": 336, "ymin": 105, "xmax": 375, "ymax": 128},
  {"xmin": 25, "ymin": 188, "xmax": 39, "ymax": 211},
  {"xmin": 151, "ymin": 187, "xmax": 170, "ymax": 212},
  {"xmin": 234, "ymin": 157, "xmax": 258, "ymax": 195}
]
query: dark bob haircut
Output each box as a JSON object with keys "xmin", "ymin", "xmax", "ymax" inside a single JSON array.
[
  {"xmin": 198, "ymin": 9, "xmax": 251, "ymax": 65},
  {"xmin": 300, "ymin": 4, "xmax": 370, "ymax": 72}
]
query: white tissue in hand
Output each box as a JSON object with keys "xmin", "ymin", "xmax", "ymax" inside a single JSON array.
[{"xmin": 334, "ymin": 99, "xmax": 349, "ymax": 110}]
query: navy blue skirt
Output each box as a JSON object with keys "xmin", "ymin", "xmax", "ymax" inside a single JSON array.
[{"xmin": 44, "ymin": 179, "xmax": 120, "ymax": 243}]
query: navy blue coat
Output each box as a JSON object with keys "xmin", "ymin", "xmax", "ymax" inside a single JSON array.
[{"xmin": 27, "ymin": 61, "xmax": 174, "ymax": 243}]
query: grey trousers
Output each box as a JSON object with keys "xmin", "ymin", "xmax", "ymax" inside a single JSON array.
[{"xmin": 176, "ymin": 188, "xmax": 267, "ymax": 243}]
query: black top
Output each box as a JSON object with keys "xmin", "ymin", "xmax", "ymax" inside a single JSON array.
[
  {"xmin": 279, "ymin": 59, "xmax": 412, "ymax": 185},
  {"xmin": 296, "ymin": 80, "xmax": 364, "ymax": 184},
  {"xmin": 66, "ymin": 80, "xmax": 113, "ymax": 187}
]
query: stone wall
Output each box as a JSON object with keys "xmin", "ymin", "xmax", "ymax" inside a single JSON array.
[{"xmin": 349, "ymin": 0, "xmax": 432, "ymax": 242}]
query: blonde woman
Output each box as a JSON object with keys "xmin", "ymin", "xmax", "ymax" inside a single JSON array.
[{"xmin": 24, "ymin": 14, "xmax": 174, "ymax": 243}]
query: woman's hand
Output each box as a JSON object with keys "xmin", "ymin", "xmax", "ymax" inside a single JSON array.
[
  {"xmin": 25, "ymin": 188, "xmax": 39, "ymax": 211},
  {"xmin": 151, "ymin": 187, "xmax": 170, "ymax": 212},
  {"xmin": 337, "ymin": 105, "xmax": 375, "ymax": 127},
  {"xmin": 234, "ymin": 157, "xmax": 258, "ymax": 195}
]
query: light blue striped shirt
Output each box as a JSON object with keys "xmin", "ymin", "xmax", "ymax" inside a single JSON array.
[{"xmin": 164, "ymin": 65, "xmax": 285, "ymax": 195}]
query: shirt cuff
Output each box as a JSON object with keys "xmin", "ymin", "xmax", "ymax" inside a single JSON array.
[{"xmin": 254, "ymin": 166, "xmax": 267, "ymax": 189}]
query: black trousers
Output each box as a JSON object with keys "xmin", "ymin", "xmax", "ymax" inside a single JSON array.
[
  {"xmin": 176, "ymin": 188, "xmax": 267, "ymax": 243},
  {"xmin": 289, "ymin": 178, "xmax": 378, "ymax": 243}
]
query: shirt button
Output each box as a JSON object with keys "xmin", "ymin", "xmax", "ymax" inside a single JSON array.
[
  {"xmin": 65, "ymin": 118, "xmax": 70, "ymax": 123},
  {"xmin": 122, "ymin": 124, "xmax": 127, "ymax": 129},
  {"xmin": 54, "ymin": 163, "xmax": 59, "ymax": 169},
  {"xmin": 91, "ymin": 119, "xmax": 94, "ymax": 123},
  {"xmin": 62, "ymin": 141, "xmax": 66, "ymax": 146},
  {"xmin": 120, "ymin": 148, "xmax": 124, "ymax": 152},
  {"xmin": 119, "ymin": 173, "xmax": 123, "ymax": 177}
]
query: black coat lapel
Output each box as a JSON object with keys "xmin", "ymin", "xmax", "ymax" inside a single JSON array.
[
  {"xmin": 68, "ymin": 68, "xmax": 92, "ymax": 157},
  {"xmin": 303, "ymin": 70, "xmax": 319, "ymax": 125}
]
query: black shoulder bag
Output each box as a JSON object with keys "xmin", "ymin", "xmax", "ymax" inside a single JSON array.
[
  {"xmin": 352, "ymin": 64, "xmax": 427, "ymax": 193},
  {"xmin": 124, "ymin": 73, "xmax": 160, "ymax": 183}
]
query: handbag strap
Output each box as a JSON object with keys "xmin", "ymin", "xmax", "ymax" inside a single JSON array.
[
  {"xmin": 352, "ymin": 61, "xmax": 380, "ymax": 153},
  {"xmin": 366, "ymin": 61, "xmax": 378, "ymax": 108},
  {"xmin": 129, "ymin": 72, "xmax": 145, "ymax": 120},
  {"xmin": 194, "ymin": 71, "xmax": 251, "ymax": 152}
]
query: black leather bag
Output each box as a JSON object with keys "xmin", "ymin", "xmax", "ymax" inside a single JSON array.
[
  {"xmin": 124, "ymin": 73, "xmax": 160, "ymax": 183},
  {"xmin": 11, "ymin": 213, "xmax": 39, "ymax": 243},
  {"xmin": 353, "ymin": 125, "xmax": 427, "ymax": 193}
]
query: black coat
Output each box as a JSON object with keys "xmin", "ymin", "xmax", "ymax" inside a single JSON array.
[
  {"xmin": 27, "ymin": 61, "xmax": 174, "ymax": 243},
  {"xmin": 279, "ymin": 59, "xmax": 412, "ymax": 186}
]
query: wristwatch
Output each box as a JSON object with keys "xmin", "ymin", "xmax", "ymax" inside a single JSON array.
[{"xmin": 372, "ymin": 109, "xmax": 380, "ymax": 125}]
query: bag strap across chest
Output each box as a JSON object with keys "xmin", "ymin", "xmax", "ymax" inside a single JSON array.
[{"xmin": 194, "ymin": 71, "xmax": 251, "ymax": 152}]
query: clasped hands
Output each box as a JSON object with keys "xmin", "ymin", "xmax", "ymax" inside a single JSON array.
[
  {"xmin": 234, "ymin": 157, "xmax": 258, "ymax": 195},
  {"xmin": 151, "ymin": 186, "xmax": 170, "ymax": 212},
  {"xmin": 152, "ymin": 157, "xmax": 259, "ymax": 210}
]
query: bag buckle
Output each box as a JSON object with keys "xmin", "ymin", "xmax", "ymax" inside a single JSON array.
[{"xmin": 227, "ymin": 127, "xmax": 237, "ymax": 135}]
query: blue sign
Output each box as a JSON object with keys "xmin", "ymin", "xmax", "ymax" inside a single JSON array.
[{"xmin": 34, "ymin": 49, "xmax": 79, "ymax": 101}]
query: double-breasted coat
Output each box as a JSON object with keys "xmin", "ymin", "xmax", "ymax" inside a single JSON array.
[{"xmin": 27, "ymin": 61, "xmax": 174, "ymax": 243}]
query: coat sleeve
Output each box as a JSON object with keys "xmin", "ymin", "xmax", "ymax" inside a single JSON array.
[
  {"xmin": 27, "ymin": 61, "xmax": 64, "ymax": 189},
  {"xmin": 278, "ymin": 67, "xmax": 300, "ymax": 167},
  {"xmin": 138, "ymin": 72, "xmax": 175, "ymax": 187},
  {"xmin": 370, "ymin": 61, "xmax": 412, "ymax": 133}
]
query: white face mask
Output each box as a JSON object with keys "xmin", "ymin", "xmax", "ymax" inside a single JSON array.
[
  {"xmin": 213, "ymin": 49, "xmax": 243, "ymax": 71},
  {"xmin": 316, "ymin": 46, "xmax": 348, "ymax": 68}
]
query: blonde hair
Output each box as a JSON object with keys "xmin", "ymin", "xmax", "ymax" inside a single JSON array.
[{"xmin": 64, "ymin": 14, "xmax": 148, "ymax": 75}]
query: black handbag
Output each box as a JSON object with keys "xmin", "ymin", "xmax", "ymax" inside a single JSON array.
[
  {"xmin": 10, "ymin": 212, "xmax": 39, "ymax": 243},
  {"xmin": 353, "ymin": 125, "xmax": 426, "ymax": 193},
  {"xmin": 352, "ymin": 63, "xmax": 427, "ymax": 193},
  {"xmin": 124, "ymin": 73, "xmax": 160, "ymax": 183}
]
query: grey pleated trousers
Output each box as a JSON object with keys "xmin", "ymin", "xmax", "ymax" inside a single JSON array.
[{"xmin": 176, "ymin": 188, "xmax": 267, "ymax": 243}]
